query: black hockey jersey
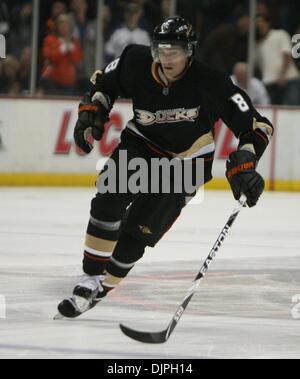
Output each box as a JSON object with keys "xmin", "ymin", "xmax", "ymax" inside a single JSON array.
[{"xmin": 91, "ymin": 44, "xmax": 273, "ymax": 160}]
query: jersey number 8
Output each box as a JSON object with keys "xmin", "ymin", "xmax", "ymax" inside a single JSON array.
[
  {"xmin": 105, "ymin": 58, "xmax": 120, "ymax": 74},
  {"xmin": 231, "ymin": 94, "xmax": 249, "ymax": 112}
]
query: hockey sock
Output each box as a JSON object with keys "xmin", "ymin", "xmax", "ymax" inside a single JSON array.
[{"xmin": 101, "ymin": 231, "xmax": 146, "ymax": 292}]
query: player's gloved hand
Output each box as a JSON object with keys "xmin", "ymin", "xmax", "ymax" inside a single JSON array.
[
  {"xmin": 74, "ymin": 94, "xmax": 108, "ymax": 154},
  {"xmin": 226, "ymin": 150, "xmax": 264, "ymax": 207}
]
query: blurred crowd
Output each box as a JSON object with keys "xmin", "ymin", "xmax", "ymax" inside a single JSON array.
[{"xmin": 1, "ymin": 0, "xmax": 300, "ymax": 105}]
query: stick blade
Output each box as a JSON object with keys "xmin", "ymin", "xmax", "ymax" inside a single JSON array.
[{"xmin": 119, "ymin": 324, "xmax": 168, "ymax": 344}]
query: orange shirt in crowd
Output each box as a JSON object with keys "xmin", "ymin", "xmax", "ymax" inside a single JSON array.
[
  {"xmin": 46, "ymin": 18, "xmax": 55, "ymax": 34},
  {"xmin": 42, "ymin": 34, "xmax": 83, "ymax": 86}
]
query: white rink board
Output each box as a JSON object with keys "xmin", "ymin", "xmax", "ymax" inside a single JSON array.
[
  {"xmin": 0, "ymin": 98, "xmax": 132, "ymax": 173},
  {"xmin": 0, "ymin": 99, "xmax": 300, "ymax": 182},
  {"xmin": 274, "ymin": 109, "xmax": 300, "ymax": 180}
]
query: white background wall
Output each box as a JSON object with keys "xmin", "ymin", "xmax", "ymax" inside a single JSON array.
[{"xmin": 0, "ymin": 98, "xmax": 299, "ymax": 186}]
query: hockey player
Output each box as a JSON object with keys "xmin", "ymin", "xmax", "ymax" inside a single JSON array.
[{"xmin": 56, "ymin": 17, "xmax": 273, "ymax": 318}]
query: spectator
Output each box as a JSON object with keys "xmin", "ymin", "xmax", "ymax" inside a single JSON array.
[
  {"xmin": 105, "ymin": 3, "xmax": 150, "ymax": 61},
  {"xmin": 19, "ymin": 46, "xmax": 31, "ymax": 93},
  {"xmin": 131, "ymin": 0, "xmax": 162, "ymax": 32},
  {"xmin": 46, "ymin": 1, "xmax": 67, "ymax": 35},
  {"xmin": 181, "ymin": 0, "xmax": 237, "ymax": 38},
  {"xmin": 256, "ymin": 13, "xmax": 300, "ymax": 105},
  {"xmin": 40, "ymin": 14, "xmax": 83, "ymax": 96},
  {"xmin": 279, "ymin": 0, "xmax": 300, "ymax": 37},
  {"xmin": 256, "ymin": 1, "xmax": 270, "ymax": 18},
  {"xmin": 0, "ymin": 55, "xmax": 21, "ymax": 95},
  {"xmin": 68, "ymin": 0, "xmax": 91, "ymax": 93},
  {"xmin": 84, "ymin": 4, "xmax": 112, "ymax": 74},
  {"xmin": 69, "ymin": 0, "xmax": 89, "ymax": 45},
  {"xmin": 8, "ymin": 2, "xmax": 32, "ymax": 59},
  {"xmin": 231, "ymin": 62, "xmax": 270, "ymax": 105},
  {"xmin": 200, "ymin": 13, "xmax": 249, "ymax": 74}
]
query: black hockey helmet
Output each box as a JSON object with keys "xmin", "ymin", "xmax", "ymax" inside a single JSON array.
[{"xmin": 151, "ymin": 16, "xmax": 197, "ymax": 61}]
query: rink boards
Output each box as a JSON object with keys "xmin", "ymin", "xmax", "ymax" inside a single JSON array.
[{"xmin": 0, "ymin": 97, "xmax": 299, "ymax": 191}]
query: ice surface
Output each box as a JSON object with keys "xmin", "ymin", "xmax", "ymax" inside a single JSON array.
[{"xmin": 0, "ymin": 188, "xmax": 299, "ymax": 359}]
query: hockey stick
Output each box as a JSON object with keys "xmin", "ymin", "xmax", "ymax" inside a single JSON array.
[{"xmin": 119, "ymin": 195, "xmax": 247, "ymax": 343}]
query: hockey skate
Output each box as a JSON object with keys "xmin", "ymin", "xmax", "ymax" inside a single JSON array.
[{"xmin": 54, "ymin": 274, "xmax": 107, "ymax": 319}]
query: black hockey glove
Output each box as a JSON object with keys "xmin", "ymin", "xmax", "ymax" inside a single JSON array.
[
  {"xmin": 226, "ymin": 150, "xmax": 264, "ymax": 207},
  {"xmin": 74, "ymin": 94, "xmax": 109, "ymax": 154}
]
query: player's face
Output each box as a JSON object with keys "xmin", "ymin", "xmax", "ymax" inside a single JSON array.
[{"xmin": 158, "ymin": 47, "xmax": 188, "ymax": 81}]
